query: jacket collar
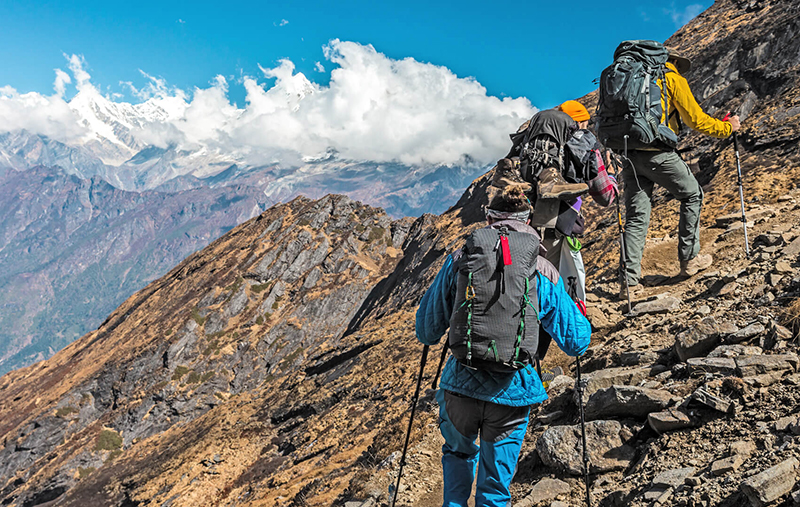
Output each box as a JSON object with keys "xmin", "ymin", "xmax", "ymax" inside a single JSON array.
[{"xmin": 665, "ymin": 61, "xmax": 681, "ymax": 76}]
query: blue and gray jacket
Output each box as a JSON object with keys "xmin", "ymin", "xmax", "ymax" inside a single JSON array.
[{"xmin": 415, "ymin": 221, "xmax": 591, "ymax": 407}]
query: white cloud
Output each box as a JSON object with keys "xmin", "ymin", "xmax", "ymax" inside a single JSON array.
[
  {"xmin": 314, "ymin": 61, "xmax": 325, "ymax": 73},
  {"xmin": 0, "ymin": 84, "xmax": 85, "ymax": 143},
  {"xmin": 0, "ymin": 41, "xmax": 537, "ymax": 169},
  {"xmin": 122, "ymin": 70, "xmax": 188, "ymax": 101},
  {"xmin": 665, "ymin": 3, "xmax": 705, "ymax": 28},
  {"xmin": 177, "ymin": 18, "xmax": 186, "ymax": 24},
  {"xmin": 67, "ymin": 54, "xmax": 91, "ymax": 90},
  {"xmin": 274, "ymin": 19, "xmax": 289, "ymax": 27},
  {"xmin": 53, "ymin": 69, "xmax": 71, "ymax": 97}
]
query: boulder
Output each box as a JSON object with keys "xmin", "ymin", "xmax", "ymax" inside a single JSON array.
[
  {"xmin": 691, "ymin": 387, "xmax": 735, "ymax": 414},
  {"xmin": 686, "ymin": 357, "xmax": 737, "ymax": 376},
  {"xmin": 675, "ymin": 317, "xmax": 723, "ymax": 361},
  {"xmin": 648, "ymin": 408, "xmax": 693, "ymax": 434},
  {"xmin": 708, "ymin": 344, "xmax": 762, "ymax": 358},
  {"xmin": 783, "ymin": 235, "xmax": 800, "ymax": 258},
  {"xmin": 741, "ymin": 457, "xmax": 798, "ymax": 507},
  {"xmin": 631, "ymin": 297, "xmax": 681, "ymax": 316},
  {"xmin": 536, "ymin": 420, "xmax": 635, "ymax": 475},
  {"xmin": 585, "ymin": 386, "xmax": 672, "ymax": 420},
  {"xmin": 516, "ymin": 478, "xmax": 571, "ymax": 507},
  {"xmin": 580, "ymin": 367, "xmax": 652, "ymax": 403},
  {"xmin": 735, "ymin": 354, "xmax": 798, "ymax": 377}
]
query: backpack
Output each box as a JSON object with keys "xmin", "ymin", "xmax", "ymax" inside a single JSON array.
[
  {"xmin": 449, "ymin": 225, "xmax": 540, "ymax": 373},
  {"xmin": 507, "ymin": 109, "xmax": 577, "ymax": 189},
  {"xmin": 595, "ymin": 40, "xmax": 679, "ymax": 151}
]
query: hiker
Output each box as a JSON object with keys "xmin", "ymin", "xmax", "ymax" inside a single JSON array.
[
  {"xmin": 415, "ymin": 185, "xmax": 591, "ymax": 507},
  {"xmin": 597, "ymin": 42, "xmax": 741, "ymax": 299},
  {"xmin": 542, "ymin": 100, "xmax": 619, "ymax": 301}
]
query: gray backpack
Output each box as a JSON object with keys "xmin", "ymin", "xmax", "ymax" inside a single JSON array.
[
  {"xmin": 449, "ymin": 226, "xmax": 540, "ymax": 373},
  {"xmin": 595, "ymin": 40, "xmax": 679, "ymax": 151}
]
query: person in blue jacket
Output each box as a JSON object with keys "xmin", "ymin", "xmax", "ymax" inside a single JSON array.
[{"xmin": 415, "ymin": 184, "xmax": 592, "ymax": 507}]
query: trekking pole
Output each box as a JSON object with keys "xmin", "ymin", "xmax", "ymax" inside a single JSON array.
[
  {"xmin": 391, "ymin": 344, "xmax": 429, "ymax": 507},
  {"xmin": 576, "ymin": 356, "xmax": 592, "ymax": 507},
  {"xmin": 609, "ymin": 148, "xmax": 632, "ymax": 315},
  {"xmin": 724, "ymin": 113, "xmax": 750, "ymax": 257},
  {"xmin": 431, "ymin": 342, "xmax": 449, "ymax": 390},
  {"xmin": 574, "ymin": 302, "xmax": 592, "ymax": 507}
]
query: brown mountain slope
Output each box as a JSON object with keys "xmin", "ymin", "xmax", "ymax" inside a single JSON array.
[{"xmin": 2, "ymin": 0, "xmax": 800, "ymax": 506}]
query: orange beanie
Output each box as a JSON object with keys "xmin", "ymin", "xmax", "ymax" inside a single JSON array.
[{"xmin": 558, "ymin": 100, "xmax": 590, "ymax": 122}]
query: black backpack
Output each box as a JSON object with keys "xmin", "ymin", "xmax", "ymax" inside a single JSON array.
[
  {"xmin": 449, "ymin": 225, "xmax": 540, "ymax": 373},
  {"xmin": 595, "ymin": 40, "xmax": 679, "ymax": 151},
  {"xmin": 507, "ymin": 109, "xmax": 577, "ymax": 189}
]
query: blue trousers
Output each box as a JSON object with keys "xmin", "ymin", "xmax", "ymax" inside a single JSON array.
[{"xmin": 436, "ymin": 390, "xmax": 530, "ymax": 507}]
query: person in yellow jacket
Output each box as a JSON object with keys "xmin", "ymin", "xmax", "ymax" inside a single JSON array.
[{"xmin": 619, "ymin": 49, "xmax": 741, "ymax": 300}]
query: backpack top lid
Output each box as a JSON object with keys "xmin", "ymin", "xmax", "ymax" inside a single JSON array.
[
  {"xmin": 525, "ymin": 109, "xmax": 577, "ymax": 147},
  {"xmin": 613, "ymin": 39, "xmax": 669, "ymax": 67}
]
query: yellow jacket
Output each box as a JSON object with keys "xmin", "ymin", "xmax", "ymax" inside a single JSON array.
[{"xmin": 658, "ymin": 62, "xmax": 732, "ymax": 138}]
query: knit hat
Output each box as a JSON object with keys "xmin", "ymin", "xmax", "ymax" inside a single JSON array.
[
  {"xmin": 558, "ymin": 100, "xmax": 590, "ymax": 123},
  {"xmin": 486, "ymin": 184, "xmax": 532, "ymax": 222}
]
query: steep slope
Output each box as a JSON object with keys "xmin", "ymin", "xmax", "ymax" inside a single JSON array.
[
  {"xmin": 0, "ymin": 166, "xmax": 268, "ymax": 375},
  {"xmin": 2, "ymin": 1, "xmax": 800, "ymax": 506},
  {"xmin": 0, "ymin": 190, "xmax": 442, "ymax": 507}
]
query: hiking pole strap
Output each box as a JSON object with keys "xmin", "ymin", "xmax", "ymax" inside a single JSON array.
[
  {"xmin": 432, "ymin": 341, "xmax": 449, "ymax": 390},
  {"xmin": 391, "ymin": 344, "xmax": 429, "ymax": 507},
  {"xmin": 576, "ymin": 357, "xmax": 592, "ymax": 507}
]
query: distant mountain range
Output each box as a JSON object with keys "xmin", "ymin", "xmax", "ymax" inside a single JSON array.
[{"xmin": 0, "ymin": 80, "xmax": 489, "ymax": 374}]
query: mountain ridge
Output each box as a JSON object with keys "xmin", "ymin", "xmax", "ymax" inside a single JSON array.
[{"xmin": 2, "ymin": 0, "xmax": 800, "ymax": 505}]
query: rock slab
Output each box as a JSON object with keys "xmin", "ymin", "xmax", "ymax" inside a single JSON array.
[
  {"xmin": 675, "ymin": 317, "xmax": 723, "ymax": 361},
  {"xmin": 517, "ymin": 478, "xmax": 571, "ymax": 507},
  {"xmin": 741, "ymin": 457, "xmax": 798, "ymax": 507},
  {"xmin": 736, "ymin": 354, "xmax": 799, "ymax": 377},
  {"xmin": 585, "ymin": 386, "xmax": 672, "ymax": 420},
  {"xmin": 632, "ymin": 297, "xmax": 681, "ymax": 316},
  {"xmin": 648, "ymin": 408, "xmax": 693, "ymax": 434},
  {"xmin": 536, "ymin": 420, "xmax": 635, "ymax": 475}
]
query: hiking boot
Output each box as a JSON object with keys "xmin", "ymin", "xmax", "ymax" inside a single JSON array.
[
  {"xmin": 491, "ymin": 158, "xmax": 531, "ymax": 191},
  {"xmin": 537, "ymin": 166, "xmax": 588, "ymax": 200},
  {"xmin": 540, "ymin": 366, "xmax": 563, "ymax": 389},
  {"xmin": 680, "ymin": 254, "xmax": 713, "ymax": 277}
]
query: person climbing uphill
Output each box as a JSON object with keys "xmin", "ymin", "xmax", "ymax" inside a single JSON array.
[
  {"xmin": 539, "ymin": 100, "xmax": 619, "ymax": 302},
  {"xmin": 415, "ymin": 184, "xmax": 591, "ymax": 507},
  {"xmin": 596, "ymin": 41, "xmax": 741, "ymax": 301}
]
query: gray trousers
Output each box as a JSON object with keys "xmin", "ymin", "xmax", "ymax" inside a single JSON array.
[{"xmin": 621, "ymin": 150, "xmax": 703, "ymax": 286}]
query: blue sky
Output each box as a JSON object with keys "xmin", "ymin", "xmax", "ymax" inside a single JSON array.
[{"xmin": 1, "ymin": 0, "xmax": 711, "ymax": 109}]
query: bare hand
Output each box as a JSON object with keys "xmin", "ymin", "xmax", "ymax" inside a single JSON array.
[{"xmin": 727, "ymin": 115, "xmax": 741, "ymax": 132}]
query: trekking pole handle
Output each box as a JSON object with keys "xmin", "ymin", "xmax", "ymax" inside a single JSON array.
[{"xmin": 723, "ymin": 112, "xmax": 740, "ymax": 148}]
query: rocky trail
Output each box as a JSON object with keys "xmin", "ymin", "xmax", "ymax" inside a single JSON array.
[{"xmin": 374, "ymin": 187, "xmax": 800, "ymax": 507}]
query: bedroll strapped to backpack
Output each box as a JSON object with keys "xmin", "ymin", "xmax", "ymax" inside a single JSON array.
[
  {"xmin": 449, "ymin": 226, "xmax": 540, "ymax": 373},
  {"xmin": 595, "ymin": 40, "xmax": 679, "ymax": 151},
  {"xmin": 508, "ymin": 109, "xmax": 577, "ymax": 186}
]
